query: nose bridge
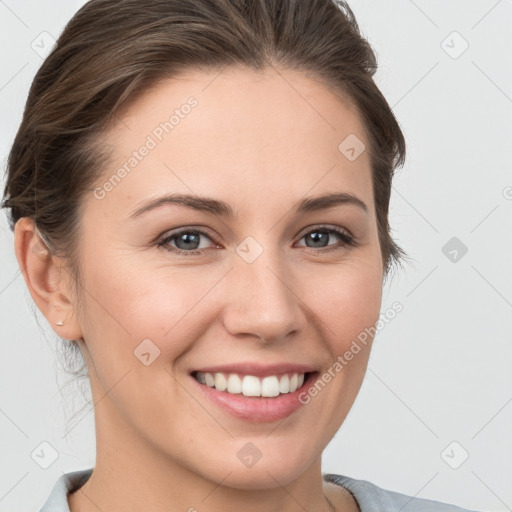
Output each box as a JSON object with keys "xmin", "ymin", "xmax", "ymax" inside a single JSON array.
[{"xmin": 222, "ymin": 236, "xmax": 303, "ymax": 342}]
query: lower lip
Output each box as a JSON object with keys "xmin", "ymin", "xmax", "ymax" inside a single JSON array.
[{"xmin": 190, "ymin": 372, "xmax": 319, "ymax": 423}]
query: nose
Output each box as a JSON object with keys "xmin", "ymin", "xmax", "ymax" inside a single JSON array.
[{"xmin": 221, "ymin": 245, "xmax": 306, "ymax": 344}]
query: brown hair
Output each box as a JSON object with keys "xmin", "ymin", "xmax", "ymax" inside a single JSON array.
[{"xmin": 2, "ymin": 0, "xmax": 407, "ymax": 337}]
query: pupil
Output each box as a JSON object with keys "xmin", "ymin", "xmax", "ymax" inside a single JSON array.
[
  {"xmin": 178, "ymin": 233, "xmax": 199, "ymax": 250},
  {"xmin": 308, "ymin": 232, "xmax": 328, "ymax": 248}
]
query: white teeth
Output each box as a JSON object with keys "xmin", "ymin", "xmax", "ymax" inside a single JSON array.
[
  {"xmin": 289, "ymin": 373, "xmax": 298, "ymax": 392},
  {"xmin": 242, "ymin": 375, "xmax": 261, "ymax": 396},
  {"xmin": 204, "ymin": 372, "xmax": 215, "ymax": 387},
  {"xmin": 227, "ymin": 373, "xmax": 242, "ymax": 394},
  {"xmin": 194, "ymin": 371, "xmax": 307, "ymax": 397},
  {"xmin": 279, "ymin": 374, "xmax": 290, "ymax": 393},
  {"xmin": 261, "ymin": 376, "xmax": 280, "ymax": 397},
  {"xmin": 214, "ymin": 372, "xmax": 227, "ymax": 391}
]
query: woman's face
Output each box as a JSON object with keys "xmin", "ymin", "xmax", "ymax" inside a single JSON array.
[{"xmin": 69, "ymin": 66, "xmax": 383, "ymax": 488}]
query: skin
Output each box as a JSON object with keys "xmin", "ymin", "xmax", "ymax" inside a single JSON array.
[{"xmin": 15, "ymin": 65, "xmax": 385, "ymax": 512}]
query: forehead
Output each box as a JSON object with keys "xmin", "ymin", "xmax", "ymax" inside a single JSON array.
[{"xmin": 92, "ymin": 66, "xmax": 374, "ymax": 219}]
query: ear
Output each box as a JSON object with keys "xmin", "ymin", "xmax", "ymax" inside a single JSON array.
[{"xmin": 14, "ymin": 217, "xmax": 83, "ymax": 341}]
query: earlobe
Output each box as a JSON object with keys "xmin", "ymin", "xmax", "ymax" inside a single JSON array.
[{"xmin": 13, "ymin": 217, "xmax": 83, "ymax": 341}]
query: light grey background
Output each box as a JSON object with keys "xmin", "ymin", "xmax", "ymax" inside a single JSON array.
[{"xmin": 1, "ymin": 1, "xmax": 511, "ymax": 511}]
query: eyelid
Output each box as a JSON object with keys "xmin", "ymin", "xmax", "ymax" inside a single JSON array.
[{"xmin": 295, "ymin": 223, "xmax": 354, "ymax": 240}]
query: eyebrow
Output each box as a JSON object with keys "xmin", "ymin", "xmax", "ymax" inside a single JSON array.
[{"xmin": 128, "ymin": 191, "xmax": 368, "ymax": 219}]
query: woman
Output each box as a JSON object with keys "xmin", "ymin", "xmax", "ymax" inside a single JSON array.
[{"xmin": 2, "ymin": 0, "xmax": 479, "ymax": 510}]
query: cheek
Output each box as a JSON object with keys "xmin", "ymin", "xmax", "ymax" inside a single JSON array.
[
  {"xmin": 74, "ymin": 257, "xmax": 215, "ymax": 433},
  {"xmin": 300, "ymin": 256, "xmax": 382, "ymax": 414},
  {"xmin": 302, "ymin": 261, "xmax": 382, "ymax": 413},
  {"xmin": 306, "ymin": 257, "xmax": 383, "ymax": 343},
  {"xmin": 77, "ymin": 252, "xmax": 229, "ymax": 365}
]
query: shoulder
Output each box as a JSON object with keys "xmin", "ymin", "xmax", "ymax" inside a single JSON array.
[
  {"xmin": 323, "ymin": 473, "xmax": 481, "ymax": 512},
  {"xmin": 38, "ymin": 468, "xmax": 93, "ymax": 512}
]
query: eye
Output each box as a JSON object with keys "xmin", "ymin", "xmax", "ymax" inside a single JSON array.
[
  {"xmin": 156, "ymin": 225, "xmax": 358, "ymax": 256},
  {"xmin": 157, "ymin": 228, "xmax": 217, "ymax": 255},
  {"xmin": 295, "ymin": 225, "xmax": 357, "ymax": 252}
]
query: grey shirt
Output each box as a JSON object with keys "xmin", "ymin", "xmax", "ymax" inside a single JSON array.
[{"xmin": 39, "ymin": 468, "xmax": 479, "ymax": 511}]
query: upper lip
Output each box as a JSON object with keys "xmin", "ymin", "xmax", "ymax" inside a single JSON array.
[{"xmin": 191, "ymin": 362, "xmax": 318, "ymax": 378}]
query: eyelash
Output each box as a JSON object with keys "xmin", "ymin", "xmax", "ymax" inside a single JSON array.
[{"xmin": 156, "ymin": 225, "xmax": 359, "ymax": 256}]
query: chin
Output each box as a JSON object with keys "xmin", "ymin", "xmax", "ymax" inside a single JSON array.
[{"xmin": 196, "ymin": 445, "xmax": 315, "ymax": 490}]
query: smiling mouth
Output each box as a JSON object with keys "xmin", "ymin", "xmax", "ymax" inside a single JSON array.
[{"xmin": 191, "ymin": 370, "xmax": 317, "ymax": 398}]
